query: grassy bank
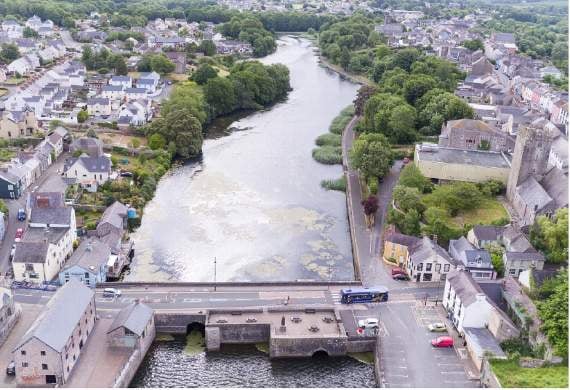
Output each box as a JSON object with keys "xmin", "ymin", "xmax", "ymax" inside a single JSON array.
[
  {"xmin": 321, "ymin": 176, "xmax": 347, "ymax": 192},
  {"xmin": 312, "ymin": 105, "xmax": 354, "ymax": 165},
  {"xmin": 312, "ymin": 145, "xmax": 342, "ymax": 164},
  {"xmin": 490, "ymin": 359, "xmax": 568, "ymax": 388}
]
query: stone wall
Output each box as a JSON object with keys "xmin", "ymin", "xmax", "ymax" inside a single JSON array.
[
  {"xmin": 154, "ymin": 313, "xmax": 207, "ymax": 334},
  {"xmin": 480, "ymin": 359, "xmax": 501, "ymax": 388}
]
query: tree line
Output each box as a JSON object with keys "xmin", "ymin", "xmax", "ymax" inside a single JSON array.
[{"xmin": 143, "ymin": 60, "xmax": 290, "ymax": 158}]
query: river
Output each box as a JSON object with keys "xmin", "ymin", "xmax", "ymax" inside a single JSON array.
[
  {"xmin": 127, "ymin": 35, "xmax": 360, "ymax": 282},
  {"xmin": 129, "ymin": 36, "xmax": 374, "ymax": 387}
]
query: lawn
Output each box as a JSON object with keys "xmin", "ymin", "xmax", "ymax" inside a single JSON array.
[
  {"xmin": 0, "ymin": 148, "xmax": 15, "ymax": 162},
  {"xmin": 4, "ymin": 77, "xmax": 24, "ymax": 85},
  {"xmin": 490, "ymin": 359, "xmax": 568, "ymax": 388},
  {"xmin": 0, "ymin": 88, "xmax": 8, "ymax": 96},
  {"xmin": 75, "ymin": 209, "xmax": 103, "ymax": 228},
  {"xmin": 450, "ymin": 198, "xmax": 509, "ymax": 228}
]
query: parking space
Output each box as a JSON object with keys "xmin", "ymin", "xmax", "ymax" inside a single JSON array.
[{"xmin": 377, "ymin": 302, "xmax": 478, "ymax": 388}]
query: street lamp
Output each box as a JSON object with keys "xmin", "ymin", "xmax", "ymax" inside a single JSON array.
[{"xmin": 214, "ymin": 257, "xmax": 217, "ymax": 292}]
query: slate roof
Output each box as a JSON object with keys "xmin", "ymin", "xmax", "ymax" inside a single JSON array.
[
  {"xmin": 98, "ymin": 201, "xmax": 127, "ymax": 232},
  {"xmin": 0, "ymin": 171, "xmax": 20, "ymax": 185},
  {"xmin": 66, "ymin": 155, "xmax": 111, "ymax": 173},
  {"xmin": 102, "ymin": 85, "xmax": 124, "ymax": 92},
  {"xmin": 385, "ymin": 232, "xmax": 421, "ymax": 248},
  {"xmin": 29, "ymin": 192, "xmax": 64, "ymax": 208},
  {"xmin": 410, "ymin": 236, "xmax": 457, "ymax": 265},
  {"xmin": 447, "ymin": 269, "xmax": 485, "ymax": 306},
  {"xmin": 463, "ymin": 327, "xmax": 506, "ymax": 358},
  {"xmin": 64, "ymin": 238, "xmax": 110, "ymax": 272},
  {"xmin": 471, "ymin": 225, "xmax": 503, "ymax": 242},
  {"xmin": 23, "ymin": 226, "xmax": 69, "ymax": 245},
  {"xmin": 87, "ymin": 98, "xmax": 110, "ymax": 105},
  {"xmin": 125, "ymin": 87, "xmax": 147, "ymax": 94},
  {"xmin": 504, "ymin": 251, "xmax": 545, "ymax": 262},
  {"xmin": 13, "ymin": 279, "xmax": 94, "ymax": 353},
  {"xmin": 540, "ymin": 167, "xmax": 568, "ymax": 209},
  {"xmin": 516, "ymin": 177, "xmax": 553, "ymax": 212},
  {"xmin": 110, "ymin": 76, "xmax": 131, "ymax": 83},
  {"xmin": 107, "ymin": 302, "xmax": 153, "ymax": 336},
  {"xmin": 12, "ymin": 242, "xmax": 49, "ymax": 263},
  {"xmin": 70, "ymin": 137, "xmax": 103, "ymax": 158},
  {"xmin": 502, "ymin": 226, "xmax": 534, "ymax": 253},
  {"xmin": 416, "ymin": 144, "xmax": 511, "ymax": 168},
  {"xmin": 30, "ymin": 207, "xmax": 72, "ymax": 225}
]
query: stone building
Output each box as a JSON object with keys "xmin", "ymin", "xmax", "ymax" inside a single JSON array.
[
  {"xmin": 12, "ymin": 280, "xmax": 96, "ymax": 386},
  {"xmin": 107, "ymin": 301, "xmax": 154, "ymax": 350},
  {"xmin": 506, "ymin": 125, "xmax": 568, "ymax": 227},
  {"xmin": 438, "ymin": 119, "xmax": 514, "ymax": 152}
]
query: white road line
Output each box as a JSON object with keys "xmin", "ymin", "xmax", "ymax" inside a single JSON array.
[
  {"xmin": 183, "ymin": 298, "xmax": 202, "ymax": 303},
  {"xmin": 385, "ymin": 374, "xmax": 408, "ymax": 378},
  {"xmin": 209, "ymin": 298, "xmax": 228, "ymax": 302},
  {"xmin": 444, "ymin": 380, "xmax": 473, "ymax": 384},
  {"xmin": 235, "ymin": 298, "xmax": 254, "ymax": 301},
  {"xmin": 440, "ymin": 371, "xmax": 468, "ymax": 375}
]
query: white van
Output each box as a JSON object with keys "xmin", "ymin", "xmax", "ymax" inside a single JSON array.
[{"xmin": 103, "ymin": 288, "xmax": 122, "ymax": 297}]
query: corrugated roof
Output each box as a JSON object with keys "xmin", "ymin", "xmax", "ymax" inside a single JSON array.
[
  {"xmin": 14, "ymin": 280, "xmax": 94, "ymax": 353},
  {"xmin": 107, "ymin": 302, "xmax": 153, "ymax": 336}
]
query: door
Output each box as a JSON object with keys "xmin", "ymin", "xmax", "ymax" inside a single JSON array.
[
  {"xmin": 45, "ymin": 375, "xmax": 57, "ymax": 384},
  {"xmin": 415, "ymin": 273, "xmax": 420, "ymax": 282}
]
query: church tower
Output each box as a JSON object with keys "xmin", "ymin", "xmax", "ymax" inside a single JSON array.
[{"xmin": 506, "ymin": 125, "xmax": 553, "ymax": 201}]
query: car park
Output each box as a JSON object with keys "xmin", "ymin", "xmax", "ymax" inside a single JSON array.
[
  {"xmin": 431, "ymin": 336, "xmax": 454, "ymax": 348},
  {"xmin": 427, "ymin": 323, "xmax": 447, "ymax": 332}
]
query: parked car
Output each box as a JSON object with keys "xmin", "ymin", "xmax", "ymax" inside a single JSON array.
[
  {"xmin": 17, "ymin": 208, "xmax": 26, "ymax": 221},
  {"xmin": 391, "ymin": 267, "xmax": 405, "ymax": 276},
  {"xmin": 6, "ymin": 361, "xmax": 15, "ymax": 376},
  {"xmin": 427, "ymin": 323, "xmax": 447, "ymax": 332},
  {"xmin": 14, "ymin": 228, "xmax": 24, "ymax": 242},
  {"xmin": 102, "ymin": 288, "xmax": 121, "ymax": 297},
  {"xmin": 357, "ymin": 318, "xmax": 379, "ymax": 329},
  {"xmin": 392, "ymin": 273, "xmax": 409, "ymax": 281},
  {"xmin": 9, "ymin": 244, "xmax": 16, "ymax": 260},
  {"xmin": 403, "ymin": 157, "xmax": 410, "ymax": 165},
  {"xmin": 431, "ymin": 336, "xmax": 454, "ymax": 348}
]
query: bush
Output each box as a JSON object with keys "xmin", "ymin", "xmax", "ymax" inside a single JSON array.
[
  {"xmin": 329, "ymin": 105, "xmax": 355, "ymax": 134},
  {"xmin": 367, "ymin": 176, "xmax": 378, "ymax": 195},
  {"xmin": 321, "ymin": 176, "xmax": 347, "ymax": 192},
  {"xmin": 315, "ymin": 133, "xmax": 342, "ymax": 147},
  {"xmin": 312, "ymin": 146, "xmax": 343, "ymax": 164}
]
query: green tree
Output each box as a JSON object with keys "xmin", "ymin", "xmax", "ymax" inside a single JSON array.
[
  {"xmin": 403, "ymin": 74, "xmax": 438, "ymax": 105},
  {"xmin": 112, "ymin": 55, "xmax": 128, "ymax": 76},
  {"xmin": 192, "ymin": 64, "xmax": 218, "ymax": 85},
  {"xmin": 537, "ymin": 270, "xmax": 568, "ymax": 358},
  {"xmin": 462, "ymin": 39, "xmax": 484, "ymax": 52},
  {"xmin": 486, "ymin": 243, "xmax": 505, "ymax": 277},
  {"xmin": 198, "ymin": 40, "xmax": 217, "ymax": 56},
  {"xmin": 148, "ymin": 133, "xmax": 166, "ymax": 150},
  {"xmin": 23, "ymin": 27, "xmax": 39, "ymax": 38},
  {"xmin": 340, "ymin": 47, "xmax": 350, "ymax": 70},
  {"xmin": 1, "ymin": 43, "xmax": 20, "ymax": 62},
  {"xmin": 530, "ymin": 208, "xmax": 568, "ymax": 263},
  {"xmin": 148, "ymin": 110, "xmax": 203, "ymax": 158},
  {"xmin": 150, "ymin": 54, "xmax": 175, "ymax": 75},
  {"xmin": 393, "ymin": 185, "xmax": 425, "ymax": 213},
  {"xmin": 349, "ymin": 133, "xmax": 394, "ymax": 179},
  {"xmin": 77, "ymin": 110, "xmax": 88, "ymax": 123},
  {"xmin": 401, "ymin": 209, "xmax": 421, "ymax": 236},
  {"xmin": 204, "ymin": 77, "xmax": 237, "ymax": 117},
  {"xmin": 398, "ymin": 164, "xmax": 432, "ymax": 193}
]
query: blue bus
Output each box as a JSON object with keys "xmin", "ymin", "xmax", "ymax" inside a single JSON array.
[{"xmin": 340, "ymin": 286, "xmax": 389, "ymax": 304}]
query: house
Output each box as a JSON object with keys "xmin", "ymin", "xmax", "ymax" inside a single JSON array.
[
  {"xmin": 0, "ymin": 286, "xmax": 18, "ymax": 343},
  {"xmin": 0, "ymin": 171, "xmax": 23, "ymax": 199},
  {"xmin": 101, "ymin": 85, "xmax": 125, "ymax": 100},
  {"xmin": 448, "ymin": 237, "xmax": 495, "ymax": 280},
  {"xmin": 86, "ymin": 98, "xmax": 111, "ymax": 116},
  {"xmin": 109, "ymin": 76, "xmax": 132, "ymax": 89},
  {"xmin": 118, "ymin": 100, "xmax": 150, "ymax": 126},
  {"xmin": 96, "ymin": 201, "xmax": 131, "ymax": 279},
  {"xmin": 97, "ymin": 201, "xmax": 128, "ymax": 239},
  {"xmin": 0, "ymin": 109, "xmax": 39, "ymax": 139},
  {"xmin": 467, "ymin": 225, "xmax": 503, "ymax": 249},
  {"xmin": 442, "ymin": 270, "xmax": 519, "ymax": 369},
  {"xmin": 407, "ymin": 236, "xmax": 459, "ymax": 282},
  {"xmin": 69, "ymin": 137, "xmax": 104, "ymax": 158},
  {"xmin": 165, "ymin": 51, "xmax": 187, "ymax": 73},
  {"xmin": 106, "ymin": 301, "xmax": 155, "ymax": 350},
  {"xmin": 382, "ymin": 231, "xmax": 420, "ymax": 268},
  {"xmin": 414, "ymin": 143, "xmax": 511, "ymax": 184},
  {"xmin": 12, "ymin": 280, "xmax": 96, "ymax": 386},
  {"xmin": 46, "ymin": 132, "xmax": 64, "ymax": 159},
  {"xmin": 64, "ymin": 154, "xmax": 112, "ymax": 191},
  {"xmin": 12, "ymin": 241, "xmax": 61, "ymax": 283},
  {"xmin": 125, "ymin": 87, "xmax": 147, "ymax": 100},
  {"xmin": 438, "ymin": 119, "xmax": 514, "ymax": 152},
  {"xmin": 503, "ymin": 251, "xmax": 545, "ymax": 278},
  {"xmin": 58, "ymin": 238, "xmax": 111, "ymax": 287},
  {"xmin": 135, "ymin": 78, "xmax": 158, "ymax": 94}
]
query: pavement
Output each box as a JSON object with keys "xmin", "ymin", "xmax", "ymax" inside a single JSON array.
[{"xmin": 0, "ymin": 155, "xmax": 69, "ymax": 274}]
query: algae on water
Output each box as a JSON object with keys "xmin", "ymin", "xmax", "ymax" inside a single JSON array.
[
  {"xmin": 184, "ymin": 330, "xmax": 206, "ymax": 356},
  {"xmin": 255, "ymin": 343, "xmax": 269, "ymax": 354},
  {"xmin": 347, "ymin": 352, "xmax": 374, "ymax": 365},
  {"xmin": 155, "ymin": 333, "xmax": 175, "ymax": 342}
]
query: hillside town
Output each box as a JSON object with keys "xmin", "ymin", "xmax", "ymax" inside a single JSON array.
[{"xmin": 0, "ymin": 0, "xmax": 565, "ymax": 388}]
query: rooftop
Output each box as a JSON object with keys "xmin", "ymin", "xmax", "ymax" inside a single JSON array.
[{"xmin": 415, "ymin": 144, "xmax": 511, "ymax": 168}]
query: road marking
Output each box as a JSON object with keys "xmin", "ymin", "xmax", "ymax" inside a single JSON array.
[
  {"xmin": 441, "ymin": 371, "xmax": 468, "ymax": 375},
  {"xmin": 209, "ymin": 298, "xmax": 228, "ymax": 302},
  {"xmin": 183, "ymin": 298, "xmax": 202, "ymax": 303},
  {"xmin": 385, "ymin": 374, "xmax": 408, "ymax": 378},
  {"xmin": 444, "ymin": 380, "xmax": 473, "ymax": 384},
  {"xmin": 235, "ymin": 298, "xmax": 254, "ymax": 301}
]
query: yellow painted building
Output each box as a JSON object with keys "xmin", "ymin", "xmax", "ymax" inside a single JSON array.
[
  {"xmin": 414, "ymin": 144, "xmax": 511, "ymax": 183},
  {"xmin": 383, "ymin": 232, "xmax": 420, "ymax": 268}
]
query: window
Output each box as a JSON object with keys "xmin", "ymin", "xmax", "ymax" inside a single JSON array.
[
  {"xmin": 435, "ymin": 264, "xmax": 441, "ymax": 272},
  {"xmin": 25, "ymin": 264, "xmax": 34, "ymax": 272},
  {"xmin": 444, "ymin": 264, "xmax": 450, "ymax": 272},
  {"xmin": 417, "ymin": 263, "xmax": 423, "ymax": 271},
  {"xmin": 509, "ymin": 268, "xmax": 516, "ymax": 275},
  {"xmin": 423, "ymin": 273, "xmax": 432, "ymax": 281},
  {"xmin": 21, "ymin": 350, "xmax": 26, "ymax": 356},
  {"xmin": 426, "ymin": 263, "xmax": 432, "ymax": 271},
  {"xmin": 42, "ymin": 364, "xmax": 48, "ymax": 370},
  {"xmin": 22, "ymin": 362, "xmax": 28, "ymax": 368},
  {"xmin": 84, "ymin": 272, "xmax": 90, "ymax": 279},
  {"xmin": 40, "ymin": 351, "xmax": 46, "ymax": 356}
]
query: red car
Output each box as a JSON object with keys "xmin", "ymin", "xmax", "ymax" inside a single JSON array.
[
  {"xmin": 14, "ymin": 228, "xmax": 24, "ymax": 242},
  {"xmin": 431, "ymin": 336, "xmax": 454, "ymax": 348},
  {"xmin": 391, "ymin": 267, "xmax": 405, "ymax": 276}
]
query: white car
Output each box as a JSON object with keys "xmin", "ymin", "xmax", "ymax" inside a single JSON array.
[
  {"xmin": 358, "ymin": 318, "xmax": 379, "ymax": 329},
  {"xmin": 428, "ymin": 322, "xmax": 447, "ymax": 332}
]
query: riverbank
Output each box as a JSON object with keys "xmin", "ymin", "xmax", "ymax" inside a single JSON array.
[{"xmin": 316, "ymin": 52, "xmax": 374, "ymax": 87}]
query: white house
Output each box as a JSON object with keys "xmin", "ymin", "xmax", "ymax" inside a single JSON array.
[
  {"xmin": 407, "ymin": 236, "xmax": 459, "ymax": 282},
  {"xmin": 125, "ymin": 87, "xmax": 147, "ymax": 100},
  {"xmin": 109, "ymin": 75, "xmax": 132, "ymax": 89},
  {"xmin": 101, "ymin": 85, "xmax": 125, "ymax": 100},
  {"xmin": 86, "ymin": 98, "xmax": 112, "ymax": 116},
  {"xmin": 64, "ymin": 154, "xmax": 112, "ymax": 191},
  {"xmin": 118, "ymin": 100, "xmax": 151, "ymax": 126}
]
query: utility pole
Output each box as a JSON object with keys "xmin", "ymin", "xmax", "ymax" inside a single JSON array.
[{"xmin": 214, "ymin": 257, "xmax": 217, "ymax": 292}]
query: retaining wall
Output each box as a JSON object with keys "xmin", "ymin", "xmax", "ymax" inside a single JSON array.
[{"xmin": 154, "ymin": 313, "xmax": 207, "ymax": 334}]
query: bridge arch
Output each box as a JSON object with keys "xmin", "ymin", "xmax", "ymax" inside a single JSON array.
[
  {"xmin": 187, "ymin": 322, "xmax": 205, "ymax": 335},
  {"xmin": 311, "ymin": 349, "xmax": 329, "ymax": 358}
]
